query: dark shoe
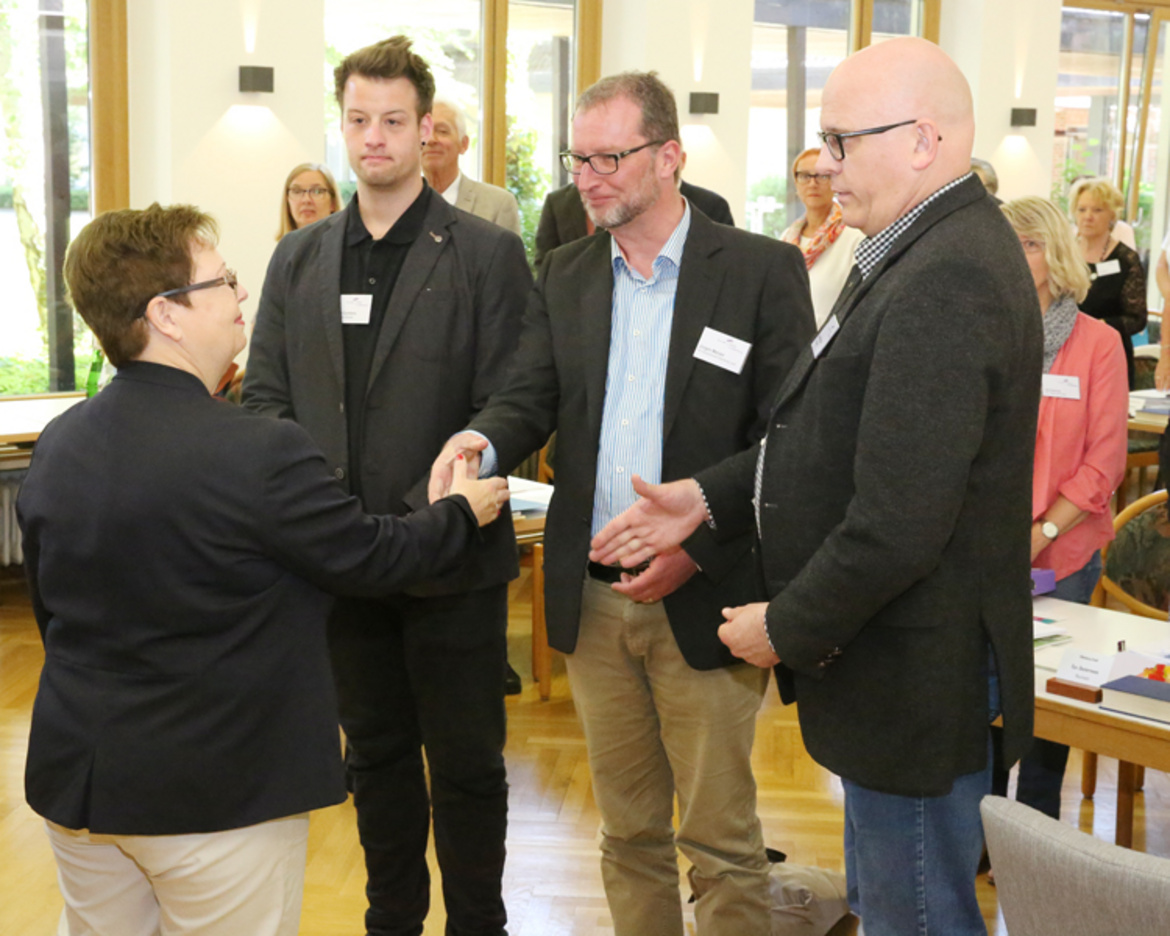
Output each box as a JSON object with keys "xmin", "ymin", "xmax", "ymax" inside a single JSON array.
[{"xmin": 505, "ymin": 662, "xmax": 522, "ymax": 695}]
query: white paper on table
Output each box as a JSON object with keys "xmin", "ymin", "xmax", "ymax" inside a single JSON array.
[{"xmin": 507, "ymin": 476, "xmax": 554, "ymax": 514}]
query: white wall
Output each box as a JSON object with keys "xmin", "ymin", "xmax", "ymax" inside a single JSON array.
[
  {"xmin": 600, "ymin": 0, "xmax": 754, "ymax": 224},
  {"xmin": 939, "ymin": 0, "xmax": 1063, "ymax": 202},
  {"xmin": 127, "ymin": 0, "xmax": 326, "ymax": 347}
]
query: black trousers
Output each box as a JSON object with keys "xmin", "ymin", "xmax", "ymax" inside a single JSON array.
[{"xmin": 328, "ymin": 586, "xmax": 510, "ymax": 936}]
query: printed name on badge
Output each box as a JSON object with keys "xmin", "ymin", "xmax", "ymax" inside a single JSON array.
[
  {"xmin": 811, "ymin": 314, "xmax": 840, "ymax": 359},
  {"xmin": 693, "ymin": 327, "xmax": 751, "ymax": 375},
  {"xmin": 1095, "ymin": 259, "xmax": 1121, "ymax": 277},
  {"xmin": 341, "ymin": 294, "xmax": 373, "ymax": 325},
  {"xmin": 1042, "ymin": 374, "xmax": 1081, "ymax": 400}
]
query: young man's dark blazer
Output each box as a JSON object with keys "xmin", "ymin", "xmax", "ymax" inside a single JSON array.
[
  {"xmin": 698, "ymin": 176, "xmax": 1042, "ymax": 796},
  {"xmin": 19, "ymin": 363, "xmax": 478, "ymax": 835},
  {"xmin": 471, "ymin": 207, "xmax": 815, "ymax": 670},
  {"xmin": 243, "ymin": 194, "xmax": 531, "ymax": 601},
  {"xmin": 534, "ymin": 180, "xmax": 736, "ymax": 268}
]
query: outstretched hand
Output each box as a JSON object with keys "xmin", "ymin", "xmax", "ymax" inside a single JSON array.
[
  {"xmin": 589, "ymin": 475, "xmax": 708, "ymax": 568},
  {"xmin": 429, "ymin": 431, "xmax": 489, "ymax": 503},
  {"xmin": 448, "ymin": 454, "xmax": 509, "ymax": 527}
]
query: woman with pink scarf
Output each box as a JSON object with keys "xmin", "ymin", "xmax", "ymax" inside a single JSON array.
[{"xmin": 781, "ymin": 147, "xmax": 864, "ymax": 327}]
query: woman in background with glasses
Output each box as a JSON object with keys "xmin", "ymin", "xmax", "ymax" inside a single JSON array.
[
  {"xmin": 993, "ymin": 196, "xmax": 1127, "ymax": 827},
  {"xmin": 780, "ymin": 147, "xmax": 864, "ymax": 327},
  {"xmin": 277, "ymin": 162, "xmax": 341, "ymax": 240}
]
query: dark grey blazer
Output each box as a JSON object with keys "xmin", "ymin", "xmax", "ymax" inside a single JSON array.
[
  {"xmin": 699, "ymin": 176, "xmax": 1042, "ymax": 796},
  {"xmin": 471, "ymin": 208, "xmax": 814, "ymax": 670},
  {"xmin": 534, "ymin": 180, "xmax": 736, "ymax": 269},
  {"xmin": 18, "ymin": 362, "xmax": 478, "ymax": 835},
  {"xmin": 243, "ymin": 195, "xmax": 531, "ymax": 596}
]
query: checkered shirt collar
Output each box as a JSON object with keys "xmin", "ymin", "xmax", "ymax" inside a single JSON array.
[{"xmin": 853, "ymin": 173, "xmax": 974, "ymax": 280}]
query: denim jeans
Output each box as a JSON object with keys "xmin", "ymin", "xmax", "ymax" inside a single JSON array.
[{"xmin": 842, "ymin": 737, "xmax": 993, "ymax": 936}]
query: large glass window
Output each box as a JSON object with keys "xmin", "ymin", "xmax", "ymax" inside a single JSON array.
[
  {"xmin": 0, "ymin": 0, "xmax": 92, "ymax": 396},
  {"xmin": 746, "ymin": 3, "xmax": 851, "ymax": 238},
  {"xmin": 1056, "ymin": 2, "xmax": 1170, "ymax": 306},
  {"xmin": 506, "ymin": 0, "xmax": 576, "ymax": 264},
  {"xmin": 870, "ymin": 0, "xmax": 927, "ymax": 44},
  {"xmin": 1053, "ymin": 9, "xmax": 1127, "ymax": 207},
  {"xmin": 745, "ymin": 0, "xmax": 936, "ymax": 236}
]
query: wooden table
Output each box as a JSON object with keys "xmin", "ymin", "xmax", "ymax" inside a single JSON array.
[
  {"xmin": 0, "ymin": 394, "xmax": 84, "ymax": 445},
  {"xmin": 508, "ymin": 480, "xmax": 552, "ymax": 698},
  {"xmin": 1031, "ymin": 596, "xmax": 1170, "ymax": 847}
]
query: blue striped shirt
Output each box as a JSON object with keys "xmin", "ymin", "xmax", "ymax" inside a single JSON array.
[{"xmin": 590, "ymin": 201, "xmax": 692, "ymax": 537}]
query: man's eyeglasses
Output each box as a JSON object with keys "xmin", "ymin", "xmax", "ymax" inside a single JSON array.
[
  {"xmin": 559, "ymin": 140, "xmax": 665, "ymax": 176},
  {"xmin": 288, "ymin": 186, "xmax": 330, "ymax": 199},
  {"xmin": 794, "ymin": 171, "xmax": 832, "ymax": 185},
  {"xmin": 818, "ymin": 119, "xmax": 920, "ymax": 161},
  {"xmin": 157, "ymin": 270, "xmax": 239, "ymax": 301}
]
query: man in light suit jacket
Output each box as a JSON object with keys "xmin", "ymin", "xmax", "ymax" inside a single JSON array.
[
  {"xmin": 423, "ymin": 94, "xmax": 522, "ymax": 236},
  {"xmin": 534, "ymin": 175, "xmax": 734, "ymax": 269},
  {"xmin": 430, "ymin": 72, "xmax": 814, "ymax": 936},
  {"xmin": 242, "ymin": 37, "xmax": 530, "ymax": 936},
  {"xmin": 589, "ymin": 40, "xmax": 1042, "ymax": 936}
]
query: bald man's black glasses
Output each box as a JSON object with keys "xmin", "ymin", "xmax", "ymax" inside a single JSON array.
[{"xmin": 818, "ymin": 119, "xmax": 919, "ymax": 161}]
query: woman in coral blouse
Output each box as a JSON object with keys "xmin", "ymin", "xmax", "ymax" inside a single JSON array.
[{"xmin": 999, "ymin": 196, "xmax": 1129, "ymax": 819}]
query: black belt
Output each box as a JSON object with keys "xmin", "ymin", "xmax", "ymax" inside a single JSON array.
[{"xmin": 587, "ymin": 560, "xmax": 650, "ymax": 583}]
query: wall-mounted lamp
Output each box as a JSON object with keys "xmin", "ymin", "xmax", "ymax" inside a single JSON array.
[
  {"xmin": 689, "ymin": 92, "xmax": 719, "ymax": 115},
  {"xmin": 239, "ymin": 66, "xmax": 275, "ymax": 93},
  {"xmin": 1010, "ymin": 108, "xmax": 1036, "ymax": 128}
]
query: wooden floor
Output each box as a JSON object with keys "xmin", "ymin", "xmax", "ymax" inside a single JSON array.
[{"xmin": 2, "ymin": 561, "xmax": 1169, "ymax": 935}]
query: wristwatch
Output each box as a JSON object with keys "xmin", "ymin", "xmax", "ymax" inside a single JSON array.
[{"xmin": 1040, "ymin": 520, "xmax": 1060, "ymax": 541}]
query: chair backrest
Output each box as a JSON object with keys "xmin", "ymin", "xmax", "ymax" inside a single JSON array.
[
  {"xmin": 981, "ymin": 795, "xmax": 1170, "ymax": 936},
  {"xmin": 1134, "ymin": 353, "xmax": 1157, "ymax": 390},
  {"xmin": 1096, "ymin": 488, "xmax": 1170, "ymax": 619}
]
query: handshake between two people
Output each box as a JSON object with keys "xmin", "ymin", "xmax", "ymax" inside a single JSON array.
[{"xmin": 436, "ymin": 432, "xmax": 510, "ymax": 528}]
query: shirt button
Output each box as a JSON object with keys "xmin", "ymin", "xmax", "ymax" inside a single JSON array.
[
  {"xmin": 621, "ymin": 419, "xmax": 629, "ymax": 427},
  {"xmin": 628, "ymin": 375, "xmax": 635, "ymax": 382},
  {"xmin": 334, "ymin": 467, "xmax": 346, "ymax": 480},
  {"xmin": 633, "ymin": 329, "xmax": 641, "ymax": 336},
  {"xmin": 616, "ymin": 466, "xmax": 625, "ymax": 473},
  {"xmin": 368, "ymin": 277, "xmax": 376, "ymax": 285}
]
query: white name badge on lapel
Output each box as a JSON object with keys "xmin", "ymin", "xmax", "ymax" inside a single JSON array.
[
  {"xmin": 693, "ymin": 327, "xmax": 751, "ymax": 375},
  {"xmin": 341, "ymin": 294, "xmax": 373, "ymax": 325},
  {"xmin": 811, "ymin": 314, "xmax": 840, "ymax": 359},
  {"xmin": 1042, "ymin": 374, "xmax": 1081, "ymax": 400},
  {"xmin": 1094, "ymin": 259, "xmax": 1121, "ymax": 277}
]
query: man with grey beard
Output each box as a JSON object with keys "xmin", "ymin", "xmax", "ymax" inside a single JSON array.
[{"xmin": 429, "ymin": 71, "xmax": 813, "ymax": 935}]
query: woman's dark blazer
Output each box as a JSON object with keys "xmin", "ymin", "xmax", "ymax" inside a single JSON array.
[{"xmin": 18, "ymin": 362, "xmax": 476, "ymax": 835}]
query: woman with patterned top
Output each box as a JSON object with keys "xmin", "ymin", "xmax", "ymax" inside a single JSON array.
[{"xmin": 780, "ymin": 148, "xmax": 864, "ymax": 327}]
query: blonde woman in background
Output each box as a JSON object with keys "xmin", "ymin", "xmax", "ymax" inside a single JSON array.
[
  {"xmin": 993, "ymin": 195, "xmax": 1128, "ymax": 824},
  {"xmin": 277, "ymin": 162, "xmax": 341, "ymax": 240},
  {"xmin": 1071, "ymin": 177, "xmax": 1146, "ymax": 388},
  {"xmin": 780, "ymin": 147, "xmax": 863, "ymax": 327}
]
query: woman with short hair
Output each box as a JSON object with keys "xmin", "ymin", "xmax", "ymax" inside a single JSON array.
[
  {"xmin": 780, "ymin": 147, "xmax": 863, "ymax": 327},
  {"xmin": 18, "ymin": 203, "xmax": 506, "ymax": 936},
  {"xmin": 1070, "ymin": 177, "xmax": 1147, "ymax": 388}
]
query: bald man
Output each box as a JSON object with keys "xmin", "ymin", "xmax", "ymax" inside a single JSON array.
[{"xmin": 589, "ymin": 38, "xmax": 1041, "ymax": 935}]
